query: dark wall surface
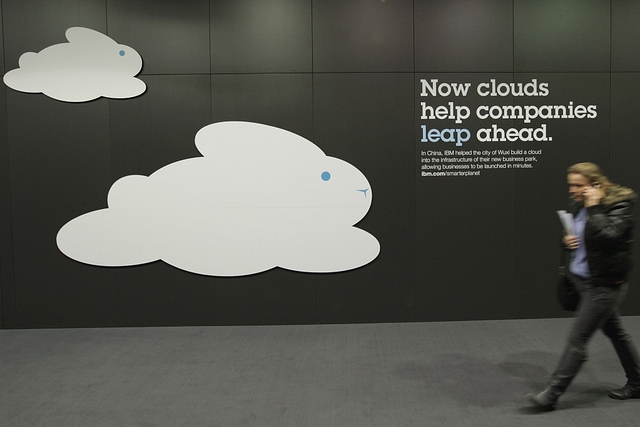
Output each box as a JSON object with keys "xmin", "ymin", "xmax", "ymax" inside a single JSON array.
[{"xmin": 1, "ymin": 0, "xmax": 640, "ymax": 328}]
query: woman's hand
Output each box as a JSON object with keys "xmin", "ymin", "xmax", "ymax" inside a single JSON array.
[
  {"xmin": 563, "ymin": 235, "xmax": 579, "ymax": 250},
  {"xmin": 583, "ymin": 185, "xmax": 604, "ymax": 207}
]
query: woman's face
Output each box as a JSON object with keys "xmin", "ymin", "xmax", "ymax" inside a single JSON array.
[{"xmin": 567, "ymin": 173, "xmax": 591, "ymax": 203}]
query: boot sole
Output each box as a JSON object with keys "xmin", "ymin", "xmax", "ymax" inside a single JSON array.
[{"xmin": 524, "ymin": 393, "xmax": 557, "ymax": 411}]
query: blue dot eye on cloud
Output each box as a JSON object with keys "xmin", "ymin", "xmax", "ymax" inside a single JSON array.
[
  {"xmin": 321, "ymin": 171, "xmax": 331, "ymax": 181},
  {"xmin": 2, "ymin": 27, "xmax": 146, "ymax": 102},
  {"xmin": 57, "ymin": 122, "xmax": 380, "ymax": 277}
]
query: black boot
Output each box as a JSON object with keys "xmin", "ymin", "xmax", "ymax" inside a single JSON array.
[
  {"xmin": 607, "ymin": 330, "xmax": 640, "ymax": 398},
  {"xmin": 525, "ymin": 385, "xmax": 562, "ymax": 411},
  {"xmin": 526, "ymin": 346, "xmax": 584, "ymax": 410},
  {"xmin": 609, "ymin": 384, "xmax": 640, "ymax": 400}
]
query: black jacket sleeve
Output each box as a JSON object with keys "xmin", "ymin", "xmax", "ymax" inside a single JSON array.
[{"xmin": 585, "ymin": 201, "xmax": 633, "ymax": 249}]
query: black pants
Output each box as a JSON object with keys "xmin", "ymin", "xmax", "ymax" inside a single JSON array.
[{"xmin": 550, "ymin": 277, "xmax": 640, "ymax": 391}]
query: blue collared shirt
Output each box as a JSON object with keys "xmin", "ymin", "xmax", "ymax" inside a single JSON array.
[{"xmin": 569, "ymin": 208, "xmax": 591, "ymax": 279}]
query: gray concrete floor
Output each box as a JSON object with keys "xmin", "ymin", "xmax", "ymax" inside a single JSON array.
[{"xmin": 1, "ymin": 317, "xmax": 640, "ymax": 426}]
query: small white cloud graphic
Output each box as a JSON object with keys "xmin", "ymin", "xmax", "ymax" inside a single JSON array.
[
  {"xmin": 57, "ymin": 122, "xmax": 380, "ymax": 276},
  {"xmin": 3, "ymin": 27, "xmax": 146, "ymax": 102}
]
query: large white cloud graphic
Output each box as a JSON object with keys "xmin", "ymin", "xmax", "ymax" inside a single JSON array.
[
  {"xmin": 3, "ymin": 27, "xmax": 146, "ymax": 102},
  {"xmin": 57, "ymin": 122, "xmax": 380, "ymax": 276}
]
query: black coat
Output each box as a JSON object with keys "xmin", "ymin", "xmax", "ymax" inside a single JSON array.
[{"xmin": 569, "ymin": 186, "xmax": 636, "ymax": 285}]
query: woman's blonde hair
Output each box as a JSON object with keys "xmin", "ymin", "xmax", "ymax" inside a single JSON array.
[{"xmin": 567, "ymin": 162, "xmax": 613, "ymax": 191}]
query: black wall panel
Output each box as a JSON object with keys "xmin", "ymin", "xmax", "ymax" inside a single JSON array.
[
  {"xmin": 416, "ymin": 171, "xmax": 517, "ymax": 320},
  {"xmin": 0, "ymin": 1, "xmax": 4, "ymax": 74},
  {"xmin": 415, "ymin": 73, "xmax": 517, "ymax": 321},
  {"xmin": 0, "ymin": 85, "xmax": 8, "ymax": 329},
  {"xmin": 1, "ymin": 1, "xmax": 640, "ymax": 328},
  {"xmin": 514, "ymin": 0, "xmax": 611, "ymax": 72},
  {"xmin": 217, "ymin": 270, "xmax": 317, "ymax": 326},
  {"xmin": 109, "ymin": 75, "xmax": 212, "ymax": 179},
  {"xmin": 612, "ymin": 0, "xmax": 640, "ymax": 72},
  {"xmin": 209, "ymin": 72, "xmax": 316, "ymax": 326},
  {"xmin": 211, "ymin": 73, "xmax": 313, "ymax": 140},
  {"xmin": 610, "ymin": 73, "xmax": 640, "ymax": 313},
  {"xmin": 6, "ymin": 93, "xmax": 113, "ymax": 327},
  {"xmin": 107, "ymin": 0, "xmax": 211, "ymax": 75},
  {"xmin": 2, "ymin": 0, "xmax": 106, "ymax": 69},
  {"xmin": 312, "ymin": 0, "xmax": 414, "ymax": 73},
  {"xmin": 102, "ymin": 74, "xmax": 225, "ymax": 327},
  {"xmin": 314, "ymin": 73, "xmax": 416, "ymax": 323},
  {"xmin": 96, "ymin": 262, "xmax": 225, "ymax": 327},
  {"xmin": 512, "ymin": 73, "xmax": 611, "ymax": 318},
  {"xmin": 415, "ymin": 0, "xmax": 514, "ymax": 73},
  {"xmin": 0, "ymin": 0, "xmax": 7, "ymax": 328},
  {"xmin": 211, "ymin": 0, "xmax": 312, "ymax": 73}
]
